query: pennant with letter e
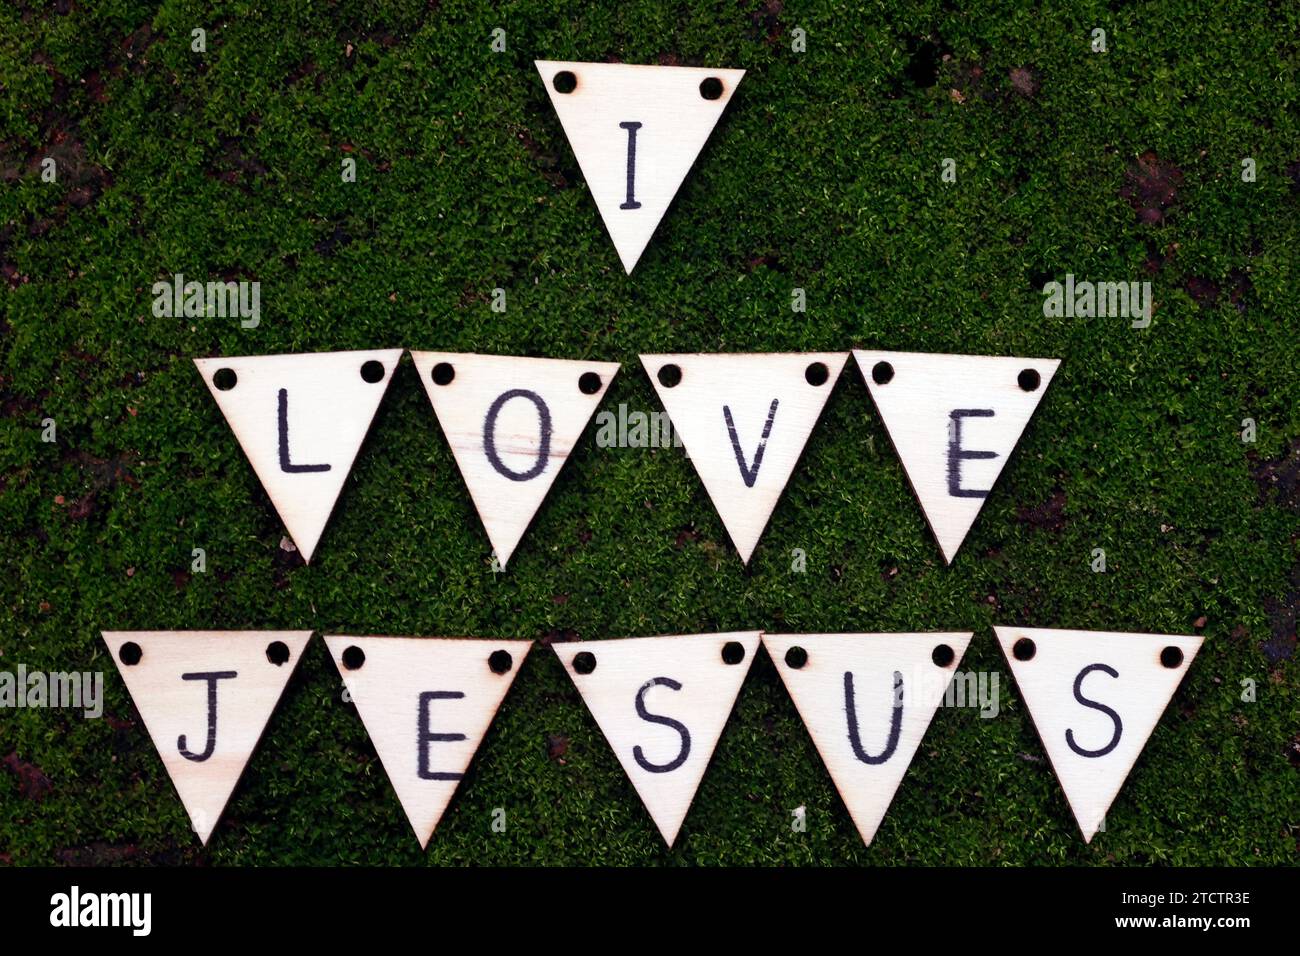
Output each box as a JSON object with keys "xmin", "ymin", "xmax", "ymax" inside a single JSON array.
[
  {"xmin": 555, "ymin": 632, "xmax": 760, "ymax": 847},
  {"xmin": 763, "ymin": 632, "xmax": 974, "ymax": 845},
  {"xmin": 994, "ymin": 626, "xmax": 1202, "ymax": 842},
  {"xmin": 102, "ymin": 630, "xmax": 312, "ymax": 844},
  {"xmin": 410, "ymin": 351, "xmax": 619, "ymax": 569},
  {"xmin": 852, "ymin": 349, "xmax": 1060, "ymax": 564},
  {"xmin": 536, "ymin": 60, "xmax": 745, "ymax": 273},
  {"xmin": 642, "ymin": 352, "xmax": 847, "ymax": 563},
  {"xmin": 195, "ymin": 349, "xmax": 402, "ymax": 562},
  {"xmin": 325, "ymin": 636, "xmax": 531, "ymax": 848}
]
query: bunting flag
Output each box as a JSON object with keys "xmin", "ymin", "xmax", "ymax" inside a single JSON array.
[
  {"xmin": 852, "ymin": 350, "xmax": 1060, "ymax": 564},
  {"xmin": 642, "ymin": 352, "xmax": 847, "ymax": 563},
  {"xmin": 101, "ymin": 630, "xmax": 312, "ymax": 844},
  {"xmin": 554, "ymin": 632, "xmax": 761, "ymax": 847},
  {"xmin": 324, "ymin": 636, "xmax": 532, "ymax": 847},
  {"xmin": 194, "ymin": 349, "xmax": 402, "ymax": 562},
  {"xmin": 762, "ymin": 632, "xmax": 974, "ymax": 845},
  {"xmin": 409, "ymin": 351, "xmax": 619, "ymax": 568},
  {"xmin": 536, "ymin": 60, "xmax": 745, "ymax": 273},
  {"xmin": 994, "ymin": 626, "xmax": 1202, "ymax": 842}
]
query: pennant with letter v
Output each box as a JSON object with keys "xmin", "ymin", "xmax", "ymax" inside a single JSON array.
[
  {"xmin": 994, "ymin": 626, "xmax": 1202, "ymax": 842},
  {"xmin": 555, "ymin": 632, "xmax": 760, "ymax": 847},
  {"xmin": 410, "ymin": 351, "xmax": 619, "ymax": 569},
  {"xmin": 763, "ymin": 632, "xmax": 974, "ymax": 845},
  {"xmin": 195, "ymin": 349, "xmax": 402, "ymax": 562},
  {"xmin": 536, "ymin": 60, "xmax": 745, "ymax": 273},
  {"xmin": 102, "ymin": 630, "xmax": 312, "ymax": 844},
  {"xmin": 853, "ymin": 349, "xmax": 1060, "ymax": 563},
  {"xmin": 325, "ymin": 636, "xmax": 531, "ymax": 848},
  {"xmin": 643, "ymin": 352, "xmax": 847, "ymax": 563}
]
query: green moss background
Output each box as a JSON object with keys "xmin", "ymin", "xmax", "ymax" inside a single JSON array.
[{"xmin": 1, "ymin": 0, "xmax": 1297, "ymax": 865}]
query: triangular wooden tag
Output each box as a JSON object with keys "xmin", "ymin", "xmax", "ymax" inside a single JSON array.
[
  {"xmin": 101, "ymin": 630, "xmax": 312, "ymax": 844},
  {"xmin": 763, "ymin": 632, "xmax": 973, "ymax": 845},
  {"xmin": 409, "ymin": 351, "xmax": 619, "ymax": 568},
  {"xmin": 536, "ymin": 60, "xmax": 745, "ymax": 273},
  {"xmin": 852, "ymin": 350, "xmax": 1060, "ymax": 563},
  {"xmin": 194, "ymin": 349, "xmax": 402, "ymax": 562},
  {"xmin": 324, "ymin": 636, "xmax": 531, "ymax": 848},
  {"xmin": 642, "ymin": 352, "xmax": 847, "ymax": 563},
  {"xmin": 554, "ymin": 632, "xmax": 760, "ymax": 847},
  {"xmin": 994, "ymin": 626, "xmax": 1203, "ymax": 842}
]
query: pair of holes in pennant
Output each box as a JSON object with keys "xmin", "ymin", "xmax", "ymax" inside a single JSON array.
[
  {"xmin": 340, "ymin": 645, "xmax": 514, "ymax": 675},
  {"xmin": 551, "ymin": 70, "xmax": 725, "ymax": 101},
  {"xmin": 430, "ymin": 362, "xmax": 604, "ymax": 396},
  {"xmin": 870, "ymin": 361, "xmax": 1041, "ymax": 392},
  {"xmin": 1010, "ymin": 637, "xmax": 1185, "ymax": 669},
  {"xmin": 657, "ymin": 362, "xmax": 830, "ymax": 389},
  {"xmin": 571, "ymin": 641, "xmax": 747, "ymax": 675},
  {"xmin": 783, "ymin": 644, "xmax": 957, "ymax": 670},
  {"xmin": 117, "ymin": 641, "xmax": 292, "ymax": 666},
  {"xmin": 213, "ymin": 361, "xmax": 387, "ymax": 392}
]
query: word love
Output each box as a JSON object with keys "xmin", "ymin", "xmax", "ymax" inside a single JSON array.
[
  {"xmin": 195, "ymin": 349, "xmax": 1058, "ymax": 566},
  {"xmin": 103, "ymin": 627, "xmax": 1199, "ymax": 848}
]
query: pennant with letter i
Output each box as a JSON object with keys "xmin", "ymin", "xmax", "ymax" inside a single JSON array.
[
  {"xmin": 410, "ymin": 351, "xmax": 619, "ymax": 569},
  {"xmin": 642, "ymin": 352, "xmax": 848, "ymax": 563},
  {"xmin": 325, "ymin": 636, "xmax": 531, "ymax": 847},
  {"xmin": 853, "ymin": 350, "xmax": 1060, "ymax": 563},
  {"xmin": 195, "ymin": 349, "xmax": 402, "ymax": 562},
  {"xmin": 536, "ymin": 60, "xmax": 745, "ymax": 273},
  {"xmin": 994, "ymin": 626, "xmax": 1202, "ymax": 842},
  {"xmin": 101, "ymin": 630, "xmax": 312, "ymax": 844},
  {"xmin": 555, "ymin": 632, "xmax": 760, "ymax": 847},
  {"xmin": 763, "ymin": 632, "xmax": 974, "ymax": 845}
]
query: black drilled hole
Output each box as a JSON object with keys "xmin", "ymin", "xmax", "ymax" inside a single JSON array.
[
  {"xmin": 784, "ymin": 646, "xmax": 808, "ymax": 669},
  {"xmin": 342, "ymin": 645, "xmax": 365, "ymax": 670},
  {"xmin": 931, "ymin": 643, "xmax": 956, "ymax": 667},
  {"xmin": 1012, "ymin": 637, "xmax": 1037, "ymax": 661},
  {"xmin": 657, "ymin": 364, "xmax": 682, "ymax": 388},
  {"xmin": 699, "ymin": 77, "xmax": 724, "ymax": 100},
  {"xmin": 432, "ymin": 362, "xmax": 455, "ymax": 386},
  {"xmin": 119, "ymin": 641, "xmax": 143, "ymax": 666},
  {"xmin": 1160, "ymin": 646, "xmax": 1184, "ymax": 668},
  {"xmin": 871, "ymin": 361, "xmax": 894, "ymax": 385},
  {"xmin": 805, "ymin": 361, "xmax": 829, "ymax": 386},
  {"xmin": 1018, "ymin": 368, "xmax": 1041, "ymax": 391},
  {"xmin": 572, "ymin": 651, "xmax": 596, "ymax": 675},
  {"xmin": 721, "ymin": 641, "xmax": 745, "ymax": 665},
  {"xmin": 213, "ymin": 368, "xmax": 237, "ymax": 391},
  {"xmin": 579, "ymin": 371, "xmax": 602, "ymax": 395},
  {"xmin": 360, "ymin": 360, "xmax": 385, "ymax": 383},
  {"xmin": 489, "ymin": 649, "xmax": 513, "ymax": 674},
  {"xmin": 266, "ymin": 641, "xmax": 290, "ymax": 665},
  {"xmin": 553, "ymin": 70, "xmax": 577, "ymax": 94}
]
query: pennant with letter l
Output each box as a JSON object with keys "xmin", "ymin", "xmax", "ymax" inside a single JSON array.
[
  {"xmin": 194, "ymin": 349, "xmax": 402, "ymax": 562},
  {"xmin": 101, "ymin": 630, "xmax": 312, "ymax": 844},
  {"xmin": 536, "ymin": 60, "xmax": 745, "ymax": 273},
  {"xmin": 763, "ymin": 632, "xmax": 974, "ymax": 845},
  {"xmin": 325, "ymin": 636, "xmax": 532, "ymax": 848},
  {"xmin": 852, "ymin": 349, "xmax": 1060, "ymax": 564},
  {"xmin": 994, "ymin": 626, "xmax": 1202, "ymax": 842},
  {"xmin": 642, "ymin": 352, "xmax": 847, "ymax": 563},
  {"xmin": 410, "ymin": 351, "xmax": 619, "ymax": 569},
  {"xmin": 555, "ymin": 632, "xmax": 760, "ymax": 847}
]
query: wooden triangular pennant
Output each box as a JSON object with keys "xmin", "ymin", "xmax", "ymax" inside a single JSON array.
[
  {"xmin": 409, "ymin": 351, "xmax": 619, "ymax": 568},
  {"xmin": 536, "ymin": 60, "xmax": 745, "ymax": 273},
  {"xmin": 194, "ymin": 349, "xmax": 402, "ymax": 562},
  {"xmin": 554, "ymin": 632, "xmax": 760, "ymax": 847},
  {"xmin": 642, "ymin": 352, "xmax": 847, "ymax": 563},
  {"xmin": 763, "ymin": 632, "xmax": 974, "ymax": 845},
  {"xmin": 852, "ymin": 350, "xmax": 1060, "ymax": 563},
  {"xmin": 101, "ymin": 630, "xmax": 312, "ymax": 844},
  {"xmin": 324, "ymin": 636, "xmax": 531, "ymax": 848},
  {"xmin": 994, "ymin": 626, "xmax": 1203, "ymax": 842}
]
